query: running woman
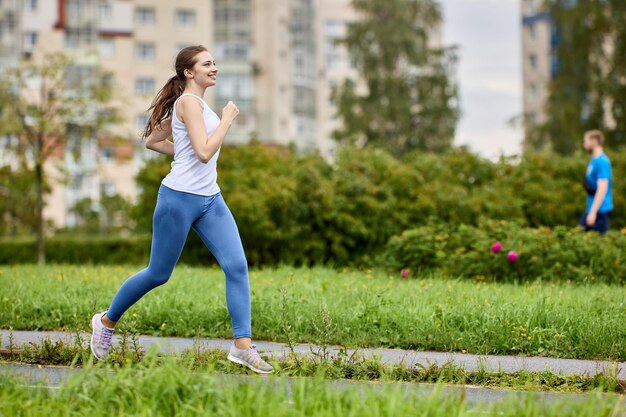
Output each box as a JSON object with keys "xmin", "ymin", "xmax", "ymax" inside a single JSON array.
[{"xmin": 90, "ymin": 45, "xmax": 273, "ymax": 374}]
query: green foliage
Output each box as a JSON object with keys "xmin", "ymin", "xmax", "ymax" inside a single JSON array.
[
  {"xmin": 4, "ymin": 144, "xmax": 625, "ymax": 268},
  {"xmin": 382, "ymin": 220, "xmax": 626, "ymax": 284},
  {"xmin": 0, "ymin": 236, "xmax": 151, "ymax": 264},
  {"xmin": 133, "ymin": 144, "xmax": 336, "ymax": 265},
  {"xmin": 128, "ymin": 145, "xmax": 626, "ymax": 267},
  {"xmin": 131, "ymin": 155, "xmax": 173, "ymax": 233},
  {"xmin": 0, "ymin": 164, "xmax": 45, "ymax": 235},
  {"xmin": 0, "ymin": 52, "xmax": 120, "ymax": 263},
  {"xmin": 333, "ymin": 0, "xmax": 459, "ymax": 156},
  {"xmin": 57, "ymin": 193, "xmax": 134, "ymax": 236}
]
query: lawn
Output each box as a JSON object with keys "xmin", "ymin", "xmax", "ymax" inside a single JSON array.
[
  {"xmin": 1, "ymin": 265, "xmax": 624, "ymax": 360},
  {"xmin": 1, "ymin": 359, "xmax": 624, "ymax": 417}
]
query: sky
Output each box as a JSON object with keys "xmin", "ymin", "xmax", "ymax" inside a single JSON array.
[{"xmin": 439, "ymin": 0, "xmax": 523, "ymax": 158}]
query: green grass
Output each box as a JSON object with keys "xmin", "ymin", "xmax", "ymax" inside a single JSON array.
[
  {"xmin": 1, "ymin": 357, "xmax": 625, "ymax": 417},
  {"xmin": 1, "ymin": 337, "xmax": 623, "ymax": 393},
  {"xmin": 1, "ymin": 265, "xmax": 625, "ymax": 360}
]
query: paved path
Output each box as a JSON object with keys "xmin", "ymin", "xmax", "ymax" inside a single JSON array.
[
  {"xmin": 0, "ymin": 363, "xmax": 608, "ymax": 406},
  {"xmin": 1, "ymin": 329, "xmax": 624, "ymax": 379}
]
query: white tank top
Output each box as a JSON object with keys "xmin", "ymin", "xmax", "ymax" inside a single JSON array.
[{"xmin": 161, "ymin": 93, "xmax": 221, "ymax": 196}]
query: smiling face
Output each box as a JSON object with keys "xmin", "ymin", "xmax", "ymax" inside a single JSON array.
[{"xmin": 183, "ymin": 50, "xmax": 218, "ymax": 88}]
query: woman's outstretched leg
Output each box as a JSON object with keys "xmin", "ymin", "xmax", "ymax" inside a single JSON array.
[{"xmin": 91, "ymin": 186, "xmax": 198, "ymax": 359}]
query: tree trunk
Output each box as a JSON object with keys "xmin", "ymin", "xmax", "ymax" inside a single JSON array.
[{"xmin": 35, "ymin": 138, "xmax": 45, "ymax": 265}]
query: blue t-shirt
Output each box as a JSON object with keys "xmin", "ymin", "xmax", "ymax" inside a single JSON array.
[{"xmin": 585, "ymin": 153, "xmax": 613, "ymax": 213}]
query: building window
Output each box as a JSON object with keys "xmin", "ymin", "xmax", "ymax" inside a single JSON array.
[
  {"xmin": 70, "ymin": 174, "xmax": 84, "ymax": 191},
  {"xmin": 214, "ymin": 43, "xmax": 248, "ymax": 61},
  {"xmin": 101, "ymin": 147, "xmax": 114, "ymax": 162},
  {"xmin": 98, "ymin": 38, "xmax": 114, "ymax": 58},
  {"xmin": 135, "ymin": 42, "xmax": 155, "ymax": 60},
  {"xmin": 23, "ymin": 0, "xmax": 37, "ymax": 12},
  {"xmin": 176, "ymin": 9, "xmax": 196, "ymax": 27},
  {"xmin": 324, "ymin": 19, "xmax": 343, "ymax": 69},
  {"xmin": 236, "ymin": 113, "xmax": 247, "ymax": 127},
  {"xmin": 23, "ymin": 32, "xmax": 37, "ymax": 52},
  {"xmin": 528, "ymin": 24, "xmax": 536, "ymax": 40},
  {"xmin": 295, "ymin": 51, "xmax": 305, "ymax": 71},
  {"xmin": 174, "ymin": 43, "xmax": 193, "ymax": 55},
  {"xmin": 65, "ymin": 31, "xmax": 81, "ymax": 49},
  {"xmin": 326, "ymin": 54, "xmax": 339, "ymax": 69},
  {"xmin": 65, "ymin": 29, "xmax": 95, "ymax": 49},
  {"xmin": 135, "ymin": 77, "xmax": 155, "ymax": 95},
  {"xmin": 529, "ymin": 53, "xmax": 537, "ymax": 70},
  {"xmin": 294, "ymin": 86, "xmax": 316, "ymax": 117},
  {"xmin": 135, "ymin": 7, "xmax": 155, "ymax": 25},
  {"xmin": 102, "ymin": 73, "xmax": 114, "ymax": 87},
  {"xmin": 99, "ymin": 3, "xmax": 112, "ymax": 22},
  {"xmin": 67, "ymin": 0, "xmax": 86, "ymax": 21},
  {"xmin": 215, "ymin": 74, "xmax": 253, "ymax": 101},
  {"xmin": 529, "ymin": 82, "xmax": 537, "ymax": 98},
  {"xmin": 100, "ymin": 181, "xmax": 116, "ymax": 196}
]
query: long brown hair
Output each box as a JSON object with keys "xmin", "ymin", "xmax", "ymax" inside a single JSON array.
[{"xmin": 141, "ymin": 45, "xmax": 208, "ymax": 139}]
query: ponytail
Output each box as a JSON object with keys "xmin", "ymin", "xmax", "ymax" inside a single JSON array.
[
  {"xmin": 140, "ymin": 45, "xmax": 208, "ymax": 139},
  {"xmin": 140, "ymin": 76, "xmax": 184, "ymax": 139}
]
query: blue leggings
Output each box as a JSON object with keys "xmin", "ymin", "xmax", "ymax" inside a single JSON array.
[{"xmin": 107, "ymin": 184, "xmax": 251, "ymax": 338}]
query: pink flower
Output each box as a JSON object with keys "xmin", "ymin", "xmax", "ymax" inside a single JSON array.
[
  {"xmin": 491, "ymin": 242, "xmax": 502, "ymax": 253},
  {"xmin": 507, "ymin": 251, "xmax": 518, "ymax": 263},
  {"xmin": 401, "ymin": 268, "xmax": 410, "ymax": 279}
]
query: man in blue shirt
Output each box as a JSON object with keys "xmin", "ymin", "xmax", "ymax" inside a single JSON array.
[{"xmin": 579, "ymin": 130, "xmax": 613, "ymax": 233}]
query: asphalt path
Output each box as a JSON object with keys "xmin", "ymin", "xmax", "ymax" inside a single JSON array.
[
  {"xmin": 2, "ymin": 329, "xmax": 623, "ymax": 379},
  {"xmin": 2, "ymin": 362, "xmax": 614, "ymax": 407}
]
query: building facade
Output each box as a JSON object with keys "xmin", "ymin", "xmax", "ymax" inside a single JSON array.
[
  {"xmin": 521, "ymin": 0, "xmax": 555, "ymax": 132},
  {"xmin": 2, "ymin": 0, "xmax": 440, "ymax": 229}
]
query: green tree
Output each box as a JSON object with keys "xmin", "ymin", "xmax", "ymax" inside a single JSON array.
[
  {"xmin": 593, "ymin": 0, "xmax": 626, "ymax": 147},
  {"xmin": 528, "ymin": 0, "xmax": 626, "ymax": 153},
  {"xmin": 0, "ymin": 164, "xmax": 43, "ymax": 236},
  {"xmin": 0, "ymin": 53, "xmax": 118, "ymax": 264},
  {"xmin": 63, "ymin": 193, "xmax": 133, "ymax": 236},
  {"xmin": 333, "ymin": 0, "xmax": 459, "ymax": 156}
]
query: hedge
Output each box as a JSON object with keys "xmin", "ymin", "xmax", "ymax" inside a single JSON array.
[
  {"xmin": 0, "ymin": 234, "xmax": 220, "ymax": 266},
  {"xmin": 382, "ymin": 220, "xmax": 626, "ymax": 284},
  {"xmin": 4, "ymin": 144, "xmax": 626, "ymax": 270},
  {"xmin": 131, "ymin": 144, "xmax": 626, "ymax": 266}
]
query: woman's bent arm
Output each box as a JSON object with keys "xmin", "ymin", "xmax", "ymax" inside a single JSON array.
[{"xmin": 145, "ymin": 118, "xmax": 174, "ymax": 156}]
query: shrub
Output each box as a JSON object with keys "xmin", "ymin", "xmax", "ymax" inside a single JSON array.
[{"xmin": 382, "ymin": 220, "xmax": 626, "ymax": 284}]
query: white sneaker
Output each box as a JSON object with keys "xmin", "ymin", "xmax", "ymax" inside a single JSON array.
[
  {"xmin": 227, "ymin": 344, "xmax": 273, "ymax": 374},
  {"xmin": 90, "ymin": 311, "xmax": 114, "ymax": 359}
]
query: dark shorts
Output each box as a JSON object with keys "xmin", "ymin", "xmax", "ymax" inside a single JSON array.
[{"xmin": 578, "ymin": 212, "xmax": 610, "ymax": 234}]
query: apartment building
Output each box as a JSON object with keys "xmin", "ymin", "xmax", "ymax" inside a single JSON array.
[
  {"xmin": 0, "ymin": 0, "xmax": 214, "ymax": 227},
  {"xmin": 316, "ymin": 0, "xmax": 358, "ymax": 158},
  {"xmin": 2, "ymin": 0, "xmax": 441, "ymax": 229},
  {"xmin": 0, "ymin": 0, "xmax": 22, "ymax": 69},
  {"xmin": 521, "ymin": 0, "xmax": 554, "ymax": 132}
]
